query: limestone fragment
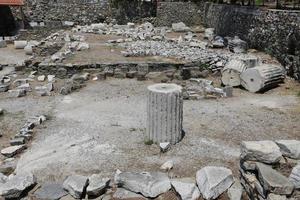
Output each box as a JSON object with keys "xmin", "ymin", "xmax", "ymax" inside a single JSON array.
[
  {"xmin": 1, "ymin": 145, "xmax": 26, "ymax": 157},
  {"xmin": 171, "ymin": 178, "xmax": 200, "ymax": 200},
  {"xmin": 276, "ymin": 140, "xmax": 300, "ymax": 159},
  {"xmin": 63, "ymin": 175, "xmax": 89, "ymax": 199},
  {"xmin": 86, "ymin": 174, "xmax": 110, "ymax": 197}
]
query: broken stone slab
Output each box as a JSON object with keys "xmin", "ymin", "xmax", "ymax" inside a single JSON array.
[
  {"xmin": 10, "ymin": 137, "xmax": 25, "ymax": 146},
  {"xmin": 275, "ymin": 140, "xmax": 300, "ymax": 159},
  {"xmin": 289, "ymin": 164, "xmax": 300, "ymax": 189},
  {"xmin": 227, "ymin": 179, "xmax": 243, "ymax": 200},
  {"xmin": 17, "ymin": 83, "xmax": 31, "ymax": 92},
  {"xmin": 241, "ymin": 141, "xmax": 282, "ymax": 164},
  {"xmin": 14, "ymin": 40, "xmax": 28, "ymax": 49},
  {"xmin": 1, "ymin": 145, "xmax": 26, "ymax": 157},
  {"xmin": 114, "ymin": 171, "xmax": 171, "ymax": 198},
  {"xmin": 38, "ymin": 75, "xmax": 46, "ymax": 82},
  {"xmin": 160, "ymin": 160, "xmax": 174, "ymax": 171},
  {"xmin": 196, "ymin": 166, "xmax": 234, "ymax": 199},
  {"xmin": 256, "ymin": 162, "xmax": 294, "ymax": 195},
  {"xmin": 113, "ymin": 188, "xmax": 146, "ymax": 199},
  {"xmin": 34, "ymin": 182, "xmax": 68, "ymax": 200},
  {"xmin": 267, "ymin": 194, "xmax": 287, "ymax": 200},
  {"xmin": 0, "ymin": 84, "xmax": 9, "ymax": 92},
  {"xmin": 172, "ymin": 22, "xmax": 191, "ymax": 32},
  {"xmin": 171, "ymin": 178, "xmax": 200, "ymax": 200},
  {"xmin": 63, "ymin": 175, "xmax": 89, "ymax": 199},
  {"xmin": 8, "ymin": 89, "xmax": 26, "ymax": 98},
  {"xmin": 86, "ymin": 174, "xmax": 110, "ymax": 197},
  {"xmin": 0, "ymin": 173, "xmax": 36, "ymax": 199}
]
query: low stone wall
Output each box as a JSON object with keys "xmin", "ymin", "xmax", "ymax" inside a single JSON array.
[
  {"xmin": 156, "ymin": 1, "xmax": 204, "ymax": 26},
  {"xmin": 204, "ymin": 3, "xmax": 300, "ymax": 81}
]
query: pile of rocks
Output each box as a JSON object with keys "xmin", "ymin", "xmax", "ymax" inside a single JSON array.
[{"xmin": 240, "ymin": 140, "xmax": 300, "ymax": 199}]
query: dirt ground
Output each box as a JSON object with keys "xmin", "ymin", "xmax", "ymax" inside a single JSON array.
[{"xmin": 0, "ymin": 77, "xmax": 299, "ymax": 183}]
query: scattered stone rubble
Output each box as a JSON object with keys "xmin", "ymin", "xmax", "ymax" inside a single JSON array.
[{"xmin": 0, "ymin": 139, "xmax": 298, "ymax": 199}]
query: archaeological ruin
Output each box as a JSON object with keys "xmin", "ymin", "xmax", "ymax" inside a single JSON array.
[{"xmin": 0, "ymin": 0, "xmax": 299, "ymax": 199}]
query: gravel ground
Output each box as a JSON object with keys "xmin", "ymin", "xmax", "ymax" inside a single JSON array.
[{"xmin": 0, "ymin": 78, "xmax": 299, "ymax": 183}]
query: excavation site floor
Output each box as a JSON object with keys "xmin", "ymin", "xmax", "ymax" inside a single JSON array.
[{"xmin": 1, "ymin": 78, "xmax": 299, "ymax": 183}]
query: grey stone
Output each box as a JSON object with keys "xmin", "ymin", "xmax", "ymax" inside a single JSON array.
[
  {"xmin": 241, "ymin": 141, "xmax": 282, "ymax": 164},
  {"xmin": 0, "ymin": 84, "xmax": 9, "ymax": 92},
  {"xmin": 86, "ymin": 174, "xmax": 110, "ymax": 197},
  {"xmin": 113, "ymin": 188, "xmax": 146, "ymax": 199},
  {"xmin": 227, "ymin": 179, "xmax": 243, "ymax": 200},
  {"xmin": 275, "ymin": 140, "xmax": 300, "ymax": 159},
  {"xmin": 38, "ymin": 75, "xmax": 46, "ymax": 82},
  {"xmin": 10, "ymin": 137, "xmax": 25, "ymax": 146},
  {"xmin": 196, "ymin": 166, "xmax": 234, "ymax": 199},
  {"xmin": 0, "ymin": 173, "xmax": 36, "ymax": 199},
  {"xmin": 204, "ymin": 28, "xmax": 215, "ymax": 40},
  {"xmin": 171, "ymin": 178, "xmax": 200, "ymax": 200},
  {"xmin": 17, "ymin": 83, "xmax": 31, "ymax": 92},
  {"xmin": 0, "ymin": 160, "xmax": 16, "ymax": 175},
  {"xmin": 256, "ymin": 162, "xmax": 294, "ymax": 195},
  {"xmin": 0, "ymin": 173, "xmax": 7, "ymax": 183},
  {"xmin": 172, "ymin": 22, "xmax": 191, "ymax": 32},
  {"xmin": 1, "ymin": 145, "xmax": 26, "ymax": 157},
  {"xmin": 114, "ymin": 171, "xmax": 171, "ymax": 198},
  {"xmin": 48, "ymin": 75, "xmax": 56, "ymax": 82},
  {"xmin": 160, "ymin": 142, "xmax": 170, "ymax": 153},
  {"xmin": 63, "ymin": 175, "xmax": 89, "ymax": 199},
  {"xmin": 289, "ymin": 164, "xmax": 300, "ymax": 189},
  {"xmin": 34, "ymin": 182, "xmax": 68, "ymax": 200},
  {"xmin": 0, "ymin": 40, "xmax": 7, "ymax": 48},
  {"xmin": 14, "ymin": 40, "xmax": 28, "ymax": 49},
  {"xmin": 8, "ymin": 89, "xmax": 26, "ymax": 97},
  {"xmin": 160, "ymin": 160, "xmax": 174, "ymax": 171},
  {"xmin": 267, "ymin": 194, "xmax": 287, "ymax": 200}
]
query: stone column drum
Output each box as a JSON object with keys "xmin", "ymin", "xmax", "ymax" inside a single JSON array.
[{"xmin": 146, "ymin": 83, "xmax": 183, "ymax": 144}]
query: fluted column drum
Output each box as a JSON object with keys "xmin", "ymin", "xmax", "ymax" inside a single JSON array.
[{"xmin": 146, "ymin": 83, "xmax": 183, "ymax": 144}]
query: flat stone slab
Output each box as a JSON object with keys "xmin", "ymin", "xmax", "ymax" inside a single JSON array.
[
  {"xmin": 275, "ymin": 140, "xmax": 300, "ymax": 159},
  {"xmin": 34, "ymin": 182, "xmax": 68, "ymax": 200},
  {"xmin": 114, "ymin": 171, "xmax": 171, "ymax": 198},
  {"xmin": 241, "ymin": 140, "xmax": 282, "ymax": 164},
  {"xmin": 0, "ymin": 173, "xmax": 36, "ymax": 199},
  {"xmin": 171, "ymin": 178, "xmax": 200, "ymax": 200},
  {"xmin": 227, "ymin": 179, "xmax": 243, "ymax": 200},
  {"xmin": 1, "ymin": 145, "xmax": 26, "ymax": 157},
  {"xmin": 196, "ymin": 166, "xmax": 234, "ymax": 199},
  {"xmin": 289, "ymin": 164, "xmax": 300, "ymax": 189},
  {"xmin": 86, "ymin": 174, "xmax": 110, "ymax": 197},
  {"xmin": 63, "ymin": 175, "xmax": 89, "ymax": 199},
  {"xmin": 256, "ymin": 163, "xmax": 294, "ymax": 195}
]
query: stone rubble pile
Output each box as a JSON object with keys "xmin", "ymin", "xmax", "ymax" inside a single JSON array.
[
  {"xmin": 240, "ymin": 140, "xmax": 300, "ymax": 199},
  {"xmin": 0, "ymin": 140, "xmax": 298, "ymax": 199}
]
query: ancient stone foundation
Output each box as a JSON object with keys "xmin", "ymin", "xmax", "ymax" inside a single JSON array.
[{"xmin": 146, "ymin": 83, "xmax": 183, "ymax": 144}]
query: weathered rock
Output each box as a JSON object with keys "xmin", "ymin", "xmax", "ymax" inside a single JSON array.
[
  {"xmin": 1, "ymin": 145, "xmax": 26, "ymax": 157},
  {"xmin": 204, "ymin": 28, "xmax": 215, "ymax": 40},
  {"xmin": 0, "ymin": 173, "xmax": 7, "ymax": 183},
  {"xmin": 256, "ymin": 162, "xmax": 294, "ymax": 195},
  {"xmin": 0, "ymin": 160, "xmax": 16, "ymax": 175},
  {"xmin": 0, "ymin": 173, "xmax": 36, "ymax": 199},
  {"xmin": 0, "ymin": 84, "xmax": 9, "ymax": 92},
  {"xmin": 18, "ymin": 83, "xmax": 31, "ymax": 92},
  {"xmin": 275, "ymin": 140, "xmax": 300, "ymax": 159},
  {"xmin": 160, "ymin": 142, "xmax": 170, "ymax": 153},
  {"xmin": 114, "ymin": 171, "xmax": 171, "ymax": 198},
  {"xmin": 172, "ymin": 22, "xmax": 191, "ymax": 32},
  {"xmin": 48, "ymin": 75, "xmax": 56, "ymax": 82},
  {"xmin": 267, "ymin": 194, "xmax": 287, "ymax": 200},
  {"xmin": 227, "ymin": 179, "xmax": 243, "ymax": 200},
  {"xmin": 289, "ymin": 164, "xmax": 300, "ymax": 189},
  {"xmin": 0, "ymin": 40, "xmax": 7, "ymax": 48},
  {"xmin": 113, "ymin": 188, "xmax": 146, "ymax": 199},
  {"xmin": 241, "ymin": 141, "xmax": 282, "ymax": 164},
  {"xmin": 24, "ymin": 45, "xmax": 33, "ymax": 55},
  {"xmin": 228, "ymin": 36, "xmax": 248, "ymax": 53},
  {"xmin": 10, "ymin": 137, "xmax": 25, "ymax": 146},
  {"xmin": 38, "ymin": 75, "xmax": 46, "ymax": 82},
  {"xmin": 86, "ymin": 174, "xmax": 110, "ymax": 197},
  {"xmin": 63, "ymin": 175, "xmax": 89, "ymax": 199},
  {"xmin": 34, "ymin": 182, "xmax": 68, "ymax": 200},
  {"xmin": 160, "ymin": 160, "xmax": 174, "ymax": 171},
  {"xmin": 171, "ymin": 178, "xmax": 200, "ymax": 200},
  {"xmin": 196, "ymin": 166, "xmax": 234, "ymax": 199},
  {"xmin": 8, "ymin": 89, "xmax": 26, "ymax": 98}
]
